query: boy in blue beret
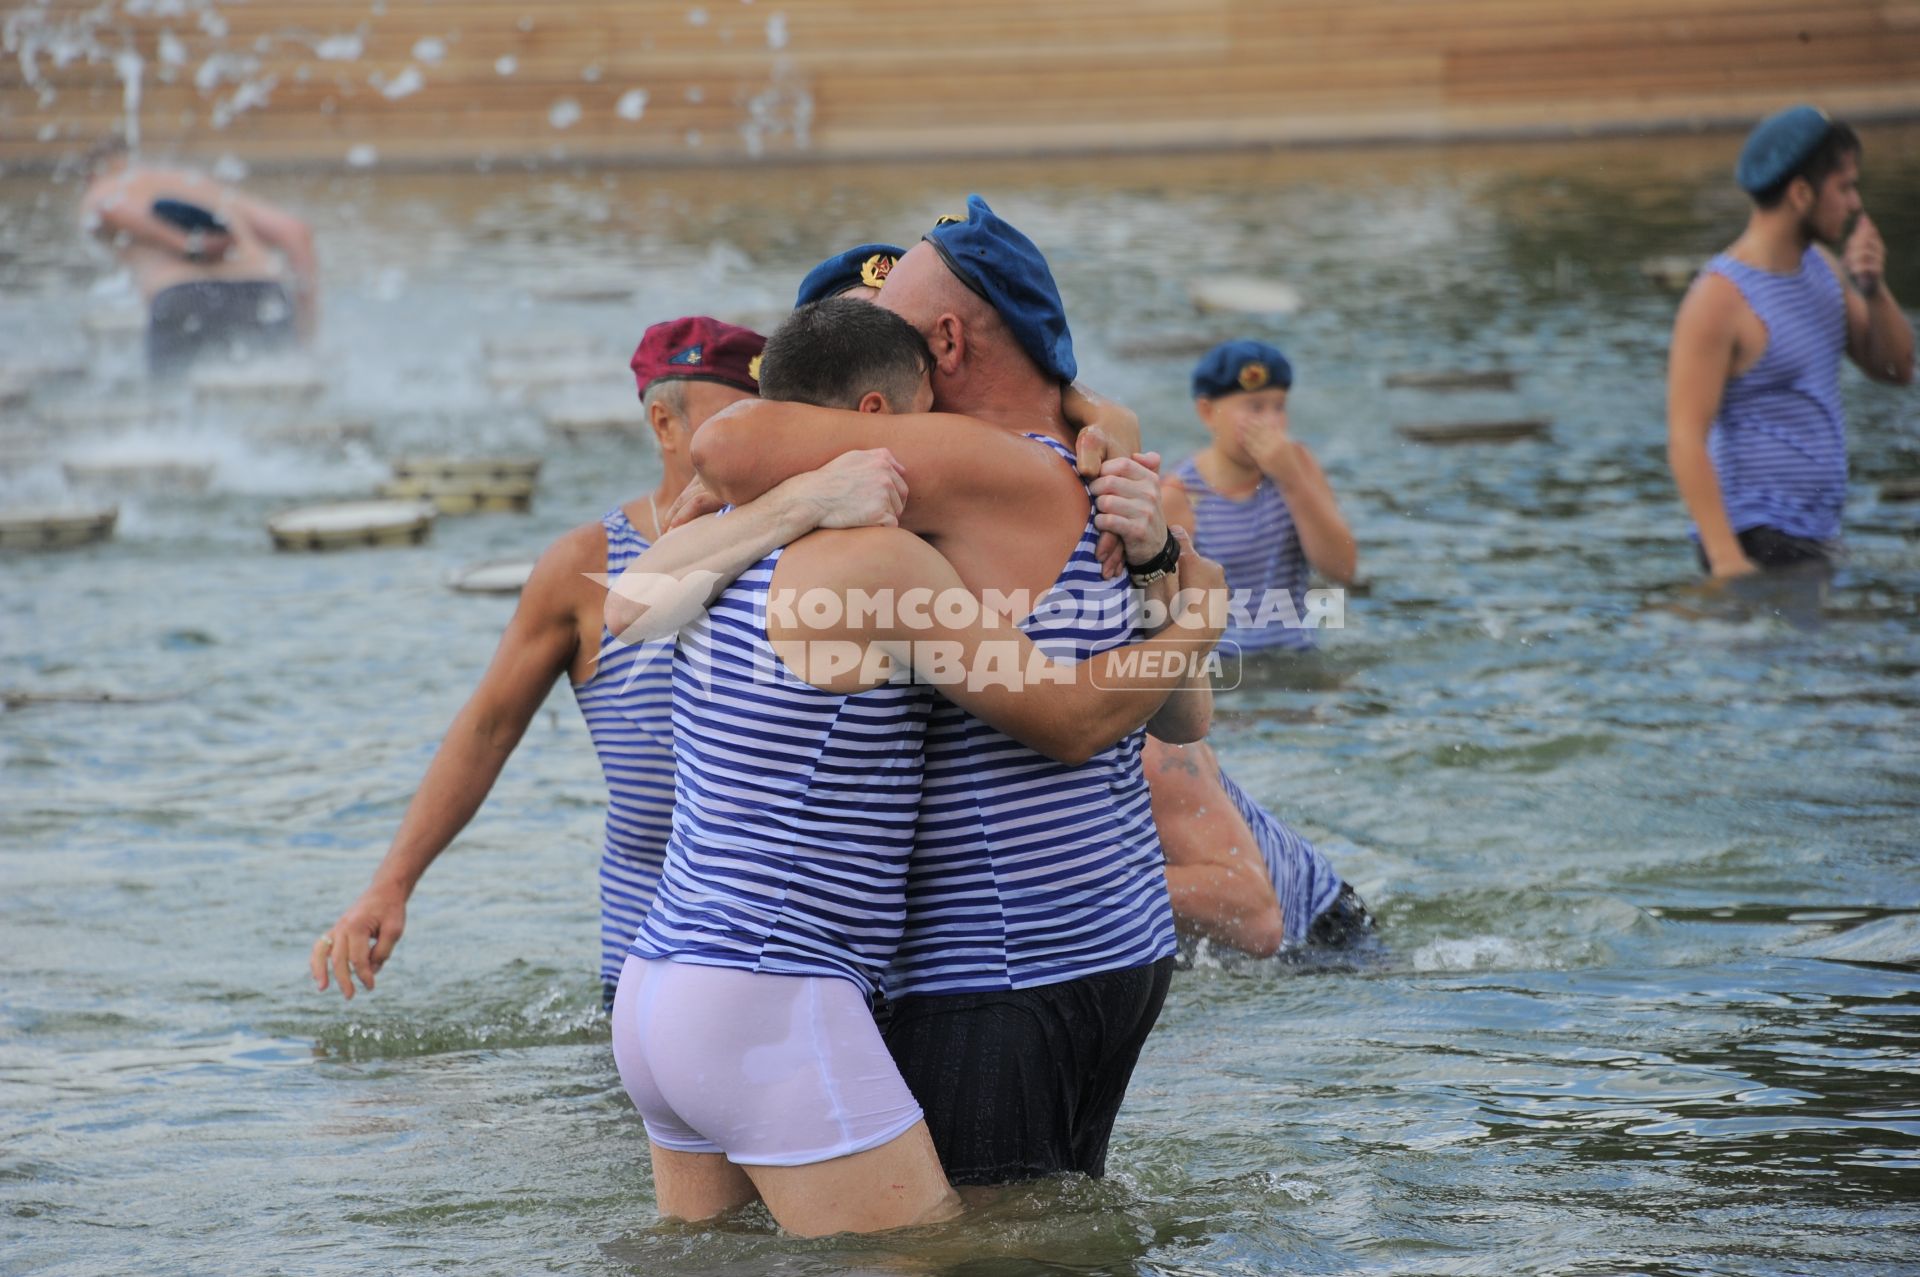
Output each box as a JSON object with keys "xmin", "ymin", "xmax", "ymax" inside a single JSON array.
[
  {"xmin": 1667, "ymin": 106, "xmax": 1912, "ymax": 578},
  {"xmin": 1164, "ymin": 339, "xmax": 1358, "ymax": 654}
]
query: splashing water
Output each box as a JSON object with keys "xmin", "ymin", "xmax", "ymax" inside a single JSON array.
[
  {"xmin": 113, "ymin": 48, "xmax": 144, "ymax": 148},
  {"xmin": 315, "ymin": 34, "xmax": 364, "ymax": 61},
  {"xmin": 381, "ymin": 65, "xmax": 425, "ymax": 101}
]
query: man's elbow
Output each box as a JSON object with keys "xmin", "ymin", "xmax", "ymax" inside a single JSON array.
[
  {"xmin": 689, "ymin": 421, "xmax": 749, "ymax": 502},
  {"xmin": 1151, "ymin": 714, "xmax": 1207, "ymax": 747},
  {"xmin": 1236, "ymin": 911, "xmax": 1287, "ymax": 959},
  {"xmin": 1048, "ymin": 735, "xmax": 1098, "ymax": 768},
  {"xmin": 1150, "ymin": 694, "xmax": 1212, "ymax": 746}
]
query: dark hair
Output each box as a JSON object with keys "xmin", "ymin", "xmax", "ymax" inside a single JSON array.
[
  {"xmin": 1754, "ymin": 120, "xmax": 1861, "ymax": 208},
  {"xmin": 757, "ymin": 297, "xmax": 933, "ymax": 413}
]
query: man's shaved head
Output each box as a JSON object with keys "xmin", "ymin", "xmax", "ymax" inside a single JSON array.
[
  {"xmin": 875, "ymin": 243, "xmax": 995, "ymax": 337},
  {"xmin": 874, "ymin": 241, "xmax": 1025, "ymax": 415}
]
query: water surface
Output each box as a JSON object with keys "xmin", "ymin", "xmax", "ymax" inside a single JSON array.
[{"xmin": 3, "ymin": 129, "xmax": 1918, "ymax": 1275}]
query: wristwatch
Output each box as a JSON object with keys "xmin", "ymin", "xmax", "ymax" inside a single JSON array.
[{"xmin": 1126, "ymin": 529, "xmax": 1181, "ymax": 586}]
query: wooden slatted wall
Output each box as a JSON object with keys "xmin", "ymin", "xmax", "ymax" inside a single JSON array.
[{"xmin": 3, "ymin": 0, "xmax": 1917, "ymax": 168}]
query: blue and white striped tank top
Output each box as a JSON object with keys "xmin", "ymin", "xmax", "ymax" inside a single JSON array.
[
  {"xmin": 628, "ymin": 548, "xmax": 932, "ymax": 995},
  {"xmin": 886, "ymin": 434, "xmax": 1177, "ymax": 998},
  {"xmin": 1174, "ymin": 456, "xmax": 1312, "ymax": 652},
  {"xmin": 571, "ymin": 509, "xmax": 677, "ymax": 988},
  {"xmin": 1702, "ymin": 246, "xmax": 1849, "ymax": 542},
  {"xmin": 1216, "ymin": 765, "xmax": 1344, "ymax": 947}
]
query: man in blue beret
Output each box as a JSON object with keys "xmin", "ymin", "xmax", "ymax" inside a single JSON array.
[
  {"xmin": 1667, "ymin": 106, "xmax": 1912, "ymax": 578},
  {"xmin": 686, "ymin": 195, "xmax": 1210, "ymax": 1189},
  {"xmin": 793, "ymin": 242, "xmax": 905, "ymax": 308}
]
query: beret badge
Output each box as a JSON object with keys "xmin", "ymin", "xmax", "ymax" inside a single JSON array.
[
  {"xmin": 747, "ymin": 354, "xmax": 763, "ymax": 382},
  {"xmin": 859, "ymin": 253, "xmax": 896, "ymax": 289},
  {"xmin": 1237, "ymin": 361, "xmax": 1270, "ymax": 392}
]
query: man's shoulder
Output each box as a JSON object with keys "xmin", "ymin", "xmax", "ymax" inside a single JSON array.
[
  {"xmin": 526, "ymin": 518, "xmax": 612, "ymax": 599},
  {"xmin": 1677, "ymin": 267, "xmax": 1749, "ymax": 332}
]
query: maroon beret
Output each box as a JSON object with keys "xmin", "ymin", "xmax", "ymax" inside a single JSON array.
[{"xmin": 629, "ymin": 316, "xmax": 765, "ymax": 398}]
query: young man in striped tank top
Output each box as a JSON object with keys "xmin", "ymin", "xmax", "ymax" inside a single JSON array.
[
  {"xmin": 605, "ymin": 298, "xmax": 1227, "ymax": 1234},
  {"xmin": 310, "ymin": 318, "xmax": 909, "ymax": 1009},
  {"xmin": 690, "ymin": 198, "xmax": 1221, "ymax": 1188},
  {"xmin": 1667, "ymin": 105, "xmax": 1912, "ymax": 578}
]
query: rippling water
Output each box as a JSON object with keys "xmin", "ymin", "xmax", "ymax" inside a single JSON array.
[{"xmin": 3, "ymin": 130, "xmax": 1918, "ymax": 1275}]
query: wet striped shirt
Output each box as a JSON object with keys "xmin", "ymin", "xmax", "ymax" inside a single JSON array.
[
  {"xmin": 1215, "ymin": 765, "xmax": 1344, "ymax": 947},
  {"xmin": 1702, "ymin": 246, "xmax": 1849, "ymax": 543},
  {"xmin": 886, "ymin": 434, "xmax": 1177, "ymax": 998},
  {"xmin": 629, "ymin": 549, "xmax": 932, "ymax": 996},
  {"xmin": 1174, "ymin": 456, "xmax": 1313, "ymax": 652},
  {"xmin": 572, "ymin": 508, "xmax": 675, "ymax": 988}
]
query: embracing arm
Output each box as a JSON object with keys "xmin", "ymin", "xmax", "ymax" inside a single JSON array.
[
  {"xmin": 605, "ymin": 450, "xmax": 910, "ymax": 644},
  {"xmin": 694, "ymin": 401, "xmax": 1036, "ymax": 523},
  {"xmin": 1667, "ymin": 277, "xmax": 1753, "ymax": 577},
  {"xmin": 865, "ymin": 532, "xmax": 1227, "ymax": 766},
  {"xmin": 1063, "ymin": 381, "xmax": 1142, "ymax": 476},
  {"xmin": 1090, "ymin": 456, "xmax": 1213, "ymax": 742},
  {"xmin": 310, "ymin": 525, "xmax": 593, "ymax": 999}
]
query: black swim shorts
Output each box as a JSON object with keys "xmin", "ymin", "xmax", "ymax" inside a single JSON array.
[
  {"xmin": 1695, "ymin": 525, "xmax": 1839, "ymax": 573},
  {"xmin": 147, "ymin": 279, "xmax": 296, "ymax": 380},
  {"xmin": 1306, "ymin": 882, "xmax": 1377, "ymax": 949},
  {"xmin": 881, "ymin": 956, "xmax": 1174, "ymax": 1186}
]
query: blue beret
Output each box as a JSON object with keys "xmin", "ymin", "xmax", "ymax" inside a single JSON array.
[
  {"xmin": 1191, "ymin": 340, "xmax": 1292, "ymax": 399},
  {"xmin": 793, "ymin": 242, "xmax": 906, "ymax": 309},
  {"xmin": 923, "ymin": 195, "xmax": 1077, "ymax": 382},
  {"xmin": 1737, "ymin": 105, "xmax": 1832, "ymax": 195}
]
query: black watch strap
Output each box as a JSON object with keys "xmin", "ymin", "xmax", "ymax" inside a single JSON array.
[{"xmin": 1126, "ymin": 529, "xmax": 1181, "ymax": 580}]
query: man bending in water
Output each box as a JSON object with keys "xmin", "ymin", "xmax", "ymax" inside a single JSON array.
[{"xmin": 78, "ymin": 138, "xmax": 320, "ymax": 380}]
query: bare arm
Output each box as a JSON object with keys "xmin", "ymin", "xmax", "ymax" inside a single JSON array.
[
  {"xmin": 234, "ymin": 195, "xmax": 319, "ymax": 339},
  {"xmin": 1146, "ymin": 738, "xmax": 1285, "ymax": 957},
  {"xmin": 778, "ymin": 529, "xmax": 1226, "ymax": 766},
  {"xmin": 1825, "ymin": 229, "xmax": 1913, "ymax": 386},
  {"xmin": 1062, "ymin": 381, "xmax": 1142, "ymax": 476},
  {"xmin": 1159, "ymin": 476, "xmax": 1199, "ymax": 540},
  {"xmin": 1089, "ymin": 457, "xmax": 1213, "ymax": 743},
  {"xmin": 310, "ymin": 525, "xmax": 595, "ymax": 999},
  {"xmin": 894, "ymin": 538, "xmax": 1225, "ymax": 766},
  {"xmin": 1666, "ymin": 276, "xmax": 1755, "ymax": 577},
  {"xmin": 1277, "ymin": 447, "xmax": 1358, "ymax": 584},
  {"xmin": 1238, "ymin": 418, "xmax": 1358, "ymax": 584},
  {"xmin": 605, "ymin": 450, "xmax": 908, "ymax": 644}
]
